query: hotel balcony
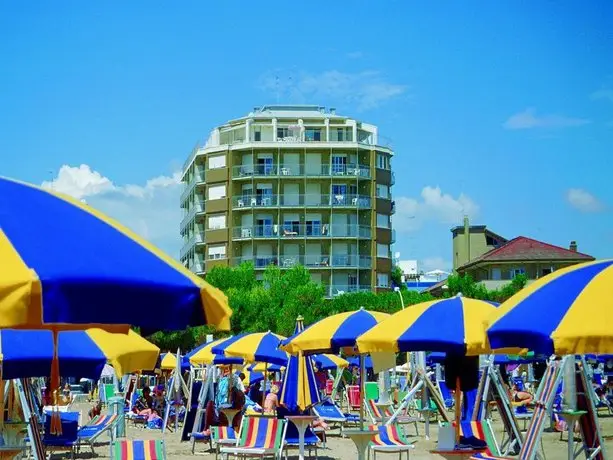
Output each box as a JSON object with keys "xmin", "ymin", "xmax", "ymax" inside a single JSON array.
[
  {"xmin": 179, "ymin": 200, "xmax": 206, "ymax": 232},
  {"xmin": 231, "ymin": 254, "xmax": 372, "ymax": 269},
  {"xmin": 180, "ymin": 167, "xmax": 205, "ymax": 204},
  {"xmin": 324, "ymin": 284, "xmax": 372, "ymax": 297},
  {"xmin": 231, "ymin": 164, "xmax": 371, "ymax": 180},
  {"xmin": 231, "ymin": 194, "xmax": 372, "ymax": 210},
  {"xmin": 231, "ymin": 224, "xmax": 371, "ymax": 240}
]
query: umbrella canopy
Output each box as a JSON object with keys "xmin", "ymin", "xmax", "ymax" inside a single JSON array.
[
  {"xmin": 281, "ymin": 308, "xmax": 390, "ymax": 354},
  {"xmin": 0, "ymin": 328, "xmax": 159, "ymax": 380},
  {"xmin": 356, "ymin": 297, "xmax": 499, "ymax": 355},
  {"xmin": 312, "ymin": 354, "xmax": 349, "ymax": 371},
  {"xmin": 487, "ymin": 260, "xmax": 613, "ymax": 355},
  {"xmin": 188, "ymin": 339, "xmax": 244, "ymax": 366},
  {"xmin": 347, "ymin": 355, "xmax": 373, "ymax": 369},
  {"xmin": 218, "ymin": 332, "xmax": 288, "ymax": 366},
  {"xmin": 159, "ymin": 353, "xmax": 191, "ymax": 371},
  {"xmin": 280, "ymin": 317, "xmax": 321, "ymax": 411},
  {"xmin": 0, "ymin": 176, "xmax": 231, "ymax": 331},
  {"xmin": 249, "ymin": 362, "xmax": 284, "ymax": 373}
]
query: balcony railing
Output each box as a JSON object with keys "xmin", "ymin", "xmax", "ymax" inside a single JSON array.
[
  {"xmin": 324, "ymin": 284, "xmax": 372, "ymax": 297},
  {"xmin": 231, "ymin": 254, "xmax": 372, "ymax": 269},
  {"xmin": 180, "ymin": 168, "xmax": 205, "ymax": 204},
  {"xmin": 180, "ymin": 200, "xmax": 206, "ymax": 233},
  {"xmin": 232, "ymin": 164, "xmax": 370, "ymax": 179},
  {"xmin": 232, "ymin": 224, "xmax": 372, "ymax": 239},
  {"xmin": 391, "ymin": 229, "xmax": 396, "ymax": 244},
  {"xmin": 232, "ymin": 194, "xmax": 371, "ymax": 209}
]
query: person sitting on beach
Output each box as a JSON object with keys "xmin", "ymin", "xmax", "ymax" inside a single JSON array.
[
  {"xmin": 134, "ymin": 386, "xmax": 155, "ymax": 417},
  {"xmin": 88, "ymin": 401, "xmax": 102, "ymax": 420},
  {"xmin": 61, "ymin": 383, "xmax": 72, "ymax": 405},
  {"xmin": 263, "ymin": 384, "xmax": 279, "ymax": 415},
  {"xmin": 512, "ymin": 383, "xmax": 533, "ymax": 405}
]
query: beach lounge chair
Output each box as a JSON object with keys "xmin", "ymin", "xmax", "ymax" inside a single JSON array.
[
  {"xmin": 220, "ymin": 415, "xmax": 287, "ymax": 459},
  {"xmin": 365, "ymin": 399, "xmax": 419, "ymax": 436},
  {"xmin": 437, "ymin": 379, "xmax": 455, "ymax": 409},
  {"xmin": 43, "ymin": 411, "xmax": 79, "ymax": 459},
  {"xmin": 110, "ymin": 439, "xmax": 166, "ymax": 460},
  {"xmin": 283, "ymin": 421, "xmax": 320, "ymax": 459},
  {"xmin": 311, "ymin": 398, "xmax": 360, "ymax": 437},
  {"xmin": 77, "ymin": 413, "xmax": 120, "ymax": 454},
  {"xmin": 210, "ymin": 425, "xmax": 236, "ymax": 460},
  {"xmin": 368, "ymin": 424, "xmax": 415, "ymax": 459},
  {"xmin": 346, "ymin": 385, "xmax": 361, "ymax": 411}
]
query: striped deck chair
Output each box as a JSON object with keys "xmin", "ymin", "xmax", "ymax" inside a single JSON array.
[
  {"xmin": 368, "ymin": 424, "xmax": 415, "ymax": 459},
  {"xmin": 365, "ymin": 399, "xmax": 419, "ymax": 436},
  {"xmin": 210, "ymin": 426, "xmax": 237, "ymax": 460},
  {"xmin": 574, "ymin": 364, "xmax": 605, "ymax": 460},
  {"xmin": 77, "ymin": 413, "xmax": 120, "ymax": 454},
  {"xmin": 219, "ymin": 415, "xmax": 287, "ymax": 459},
  {"xmin": 453, "ymin": 421, "xmax": 497, "ymax": 459},
  {"xmin": 346, "ymin": 385, "xmax": 361, "ymax": 410},
  {"xmin": 110, "ymin": 439, "xmax": 166, "ymax": 460},
  {"xmin": 437, "ymin": 380, "xmax": 455, "ymax": 409},
  {"xmin": 311, "ymin": 398, "xmax": 359, "ymax": 437}
]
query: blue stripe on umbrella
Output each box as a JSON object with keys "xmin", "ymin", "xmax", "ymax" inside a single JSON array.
[
  {"xmin": 488, "ymin": 261, "xmax": 609, "ymax": 353},
  {"xmin": 58, "ymin": 331, "xmax": 107, "ymax": 378},
  {"xmin": 331, "ymin": 310, "xmax": 381, "ymax": 349},
  {"xmin": 1, "ymin": 330, "xmax": 54, "ymax": 379},
  {"xmin": 348, "ymin": 355, "xmax": 373, "ymax": 369}
]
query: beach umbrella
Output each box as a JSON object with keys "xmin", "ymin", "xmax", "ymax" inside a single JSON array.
[
  {"xmin": 188, "ymin": 339, "xmax": 244, "ymax": 366},
  {"xmin": 356, "ymin": 297, "xmax": 499, "ymax": 356},
  {"xmin": 347, "ymin": 355, "xmax": 373, "ymax": 369},
  {"xmin": 249, "ymin": 362, "xmax": 284, "ymax": 373},
  {"xmin": 487, "ymin": 260, "xmax": 613, "ymax": 355},
  {"xmin": 356, "ymin": 296, "xmax": 499, "ymax": 446},
  {"xmin": 159, "ymin": 353, "xmax": 190, "ymax": 372},
  {"xmin": 281, "ymin": 307, "xmax": 390, "ymax": 447},
  {"xmin": 216, "ymin": 332, "xmax": 288, "ymax": 366},
  {"xmin": 279, "ymin": 316, "xmax": 321, "ymax": 411},
  {"xmin": 0, "ymin": 176, "xmax": 231, "ymax": 331},
  {"xmin": 312, "ymin": 354, "xmax": 349, "ymax": 371},
  {"xmin": 0, "ymin": 328, "xmax": 159, "ymax": 380}
]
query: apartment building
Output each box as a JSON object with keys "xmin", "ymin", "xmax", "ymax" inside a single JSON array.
[{"xmin": 179, "ymin": 105, "xmax": 395, "ymax": 297}]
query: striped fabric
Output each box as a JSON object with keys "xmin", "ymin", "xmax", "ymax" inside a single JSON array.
[
  {"xmin": 369, "ymin": 424, "xmax": 410, "ymax": 447},
  {"xmin": 211, "ymin": 426, "xmax": 236, "ymax": 442},
  {"xmin": 112, "ymin": 439, "xmax": 165, "ymax": 460},
  {"xmin": 89, "ymin": 414, "xmax": 118, "ymax": 427},
  {"xmin": 576, "ymin": 366, "xmax": 605, "ymax": 460},
  {"xmin": 470, "ymin": 453, "xmax": 503, "ymax": 460},
  {"xmin": 458, "ymin": 421, "xmax": 493, "ymax": 455},
  {"xmin": 239, "ymin": 417, "xmax": 283, "ymax": 450},
  {"xmin": 520, "ymin": 362, "xmax": 561, "ymax": 458}
]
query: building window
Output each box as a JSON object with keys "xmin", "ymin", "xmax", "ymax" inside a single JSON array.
[
  {"xmin": 208, "ymin": 154, "xmax": 226, "ymax": 169},
  {"xmin": 541, "ymin": 267, "xmax": 553, "ymax": 277},
  {"xmin": 331, "ymin": 155, "xmax": 347, "ymax": 174},
  {"xmin": 377, "ymin": 243, "xmax": 390, "ymax": 258},
  {"xmin": 208, "ymin": 214, "xmax": 226, "ymax": 230},
  {"xmin": 491, "ymin": 268, "xmax": 502, "ymax": 280},
  {"xmin": 376, "ymin": 184, "xmax": 389, "ymax": 199},
  {"xmin": 376, "ymin": 153, "xmax": 389, "ymax": 170},
  {"xmin": 208, "ymin": 184, "xmax": 226, "ymax": 200},
  {"xmin": 376, "ymin": 213, "xmax": 390, "ymax": 228},
  {"xmin": 254, "ymin": 127, "xmax": 261, "ymax": 142},
  {"xmin": 377, "ymin": 273, "xmax": 389, "ymax": 288},
  {"xmin": 486, "ymin": 235, "xmax": 500, "ymax": 247},
  {"xmin": 207, "ymin": 244, "xmax": 226, "ymax": 260},
  {"xmin": 510, "ymin": 267, "xmax": 525, "ymax": 278},
  {"xmin": 305, "ymin": 128, "xmax": 321, "ymax": 141}
]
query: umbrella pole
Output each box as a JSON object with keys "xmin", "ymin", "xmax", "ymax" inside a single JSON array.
[
  {"xmin": 50, "ymin": 329, "xmax": 60, "ymax": 401},
  {"xmin": 359, "ymin": 355, "xmax": 365, "ymax": 430},
  {"xmin": 454, "ymin": 376, "xmax": 461, "ymax": 446},
  {"xmin": 262, "ymin": 363, "xmax": 268, "ymax": 409}
]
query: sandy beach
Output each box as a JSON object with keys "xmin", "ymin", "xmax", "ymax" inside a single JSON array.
[{"xmin": 70, "ymin": 403, "xmax": 613, "ymax": 459}]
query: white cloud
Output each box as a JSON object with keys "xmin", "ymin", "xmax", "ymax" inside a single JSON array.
[
  {"xmin": 503, "ymin": 108, "xmax": 590, "ymax": 130},
  {"xmin": 591, "ymin": 89, "xmax": 613, "ymax": 103},
  {"xmin": 566, "ymin": 188, "xmax": 605, "ymax": 213},
  {"xmin": 419, "ymin": 256, "xmax": 452, "ymax": 272},
  {"xmin": 346, "ymin": 51, "xmax": 364, "ymax": 59},
  {"xmin": 394, "ymin": 186, "xmax": 479, "ymax": 233},
  {"xmin": 258, "ymin": 69, "xmax": 407, "ymax": 111},
  {"xmin": 42, "ymin": 165, "xmax": 182, "ymax": 256}
]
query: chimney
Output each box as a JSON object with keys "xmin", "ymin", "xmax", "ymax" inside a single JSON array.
[
  {"xmin": 463, "ymin": 215, "xmax": 470, "ymax": 263},
  {"xmin": 569, "ymin": 241, "xmax": 577, "ymax": 252}
]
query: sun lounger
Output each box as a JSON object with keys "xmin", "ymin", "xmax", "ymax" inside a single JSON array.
[
  {"xmin": 77, "ymin": 413, "xmax": 120, "ymax": 454},
  {"xmin": 43, "ymin": 411, "xmax": 79, "ymax": 459},
  {"xmin": 283, "ymin": 421, "xmax": 320, "ymax": 458},
  {"xmin": 206, "ymin": 426, "xmax": 236, "ymax": 460},
  {"xmin": 365, "ymin": 399, "xmax": 419, "ymax": 436},
  {"xmin": 345, "ymin": 385, "xmax": 361, "ymax": 411},
  {"xmin": 219, "ymin": 415, "xmax": 287, "ymax": 459},
  {"xmin": 311, "ymin": 398, "xmax": 359, "ymax": 436},
  {"xmin": 437, "ymin": 379, "xmax": 455, "ymax": 409},
  {"xmin": 368, "ymin": 424, "xmax": 415, "ymax": 459},
  {"xmin": 110, "ymin": 439, "xmax": 166, "ymax": 460}
]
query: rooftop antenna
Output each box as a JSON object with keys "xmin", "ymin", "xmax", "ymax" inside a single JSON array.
[{"xmin": 275, "ymin": 75, "xmax": 280, "ymax": 104}]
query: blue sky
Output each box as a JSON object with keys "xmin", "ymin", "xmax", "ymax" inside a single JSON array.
[{"xmin": 1, "ymin": 2, "xmax": 612, "ymax": 269}]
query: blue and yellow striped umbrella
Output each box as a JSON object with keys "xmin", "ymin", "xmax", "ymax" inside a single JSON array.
[
  {"xmin": 0, "ymin": 176, "xmax": 231, "ymax": 331},
  {"xmin": 217, "ymin": 332, "xmax": 288, "ymax": 366},
  {"xmin": 312, "ymin": 354, "xmax": 349, "ymax": 371},
  {"xmin": 487, "ymin": 259, "xmax": 613, "ymax": 355},
  {"xmin": 280, "ymin": 317, "xmax": 321, "ymax": 411},
  {"xmin": 356, "ymin": 297, "xmax": 499, "ymax": 355},
  {"xmin": 282, "ymin": 308, "xmax": 390, "ymax": 354},
  {"xmin": 0, "ymin": 328, "xmax": 159, "ymax": 380},
  {"xmin": 188, "ymin": 339, "xmax": 244, "ymax": 366}
]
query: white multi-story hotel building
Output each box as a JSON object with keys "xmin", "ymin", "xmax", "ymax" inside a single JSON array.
[{"xmin": 180, "ymin": 105, "xmax": 395, "ymax": 296}]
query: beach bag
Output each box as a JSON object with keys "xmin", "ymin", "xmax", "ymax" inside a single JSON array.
[{"xmin": 147, "ymin": 417, "xmax": 163, "ymax": 429}]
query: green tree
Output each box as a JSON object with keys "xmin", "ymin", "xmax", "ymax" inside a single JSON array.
[{"xmin": 391, "ymin": 265, "xmax": 405, "ymax": 290}]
